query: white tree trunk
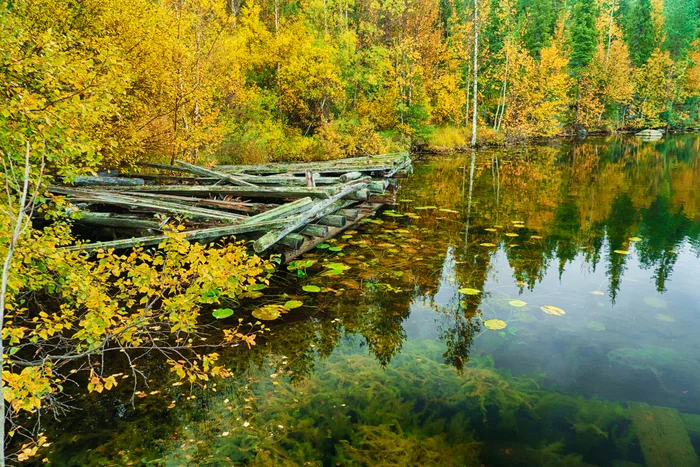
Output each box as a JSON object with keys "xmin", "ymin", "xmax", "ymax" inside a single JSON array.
[{"xmin": 471, "ymin": 0, "xmax": 479, "ymax": 147}]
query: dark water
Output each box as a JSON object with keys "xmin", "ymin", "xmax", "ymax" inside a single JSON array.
[{"xmin": 37, "ymin": 135, "xmax": 700, "ymax": 466}]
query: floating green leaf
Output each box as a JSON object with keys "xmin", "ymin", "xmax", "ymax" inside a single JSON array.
[
  {"xmin": 302, "ymin": 285, "xmax": 321, "ymax": 293},
  {"xmin": 251, "ymin": 305, "xmax": 283, "ymax": 320},
  {"xmin": 212, "ymin": 308, "xmax": 234, "ymax": 319},
  {"xmin": 484, "ymin": 319, "xmax": 507, "ymax": 330},
  {"xmin": 541, "ymin": 305, "xmax": 566, "ymax": 316},
  {"xmin": 458, "ymin": 288, "xmax": 481, "ymax": 295},
  {"xmin": 438, "ymin": 208, "xmax": 459, "ymax": 214},
  {"xmin": 508, "ymin": 300, "xmax": 527, "ymax": 307},
  {"xmin": 414, "ymin": 206, "xmax": 437, "ymax": 210},
  {"xmin": 329, "ymin": 246, "xmax": 343, "ymax": 252},
  {"xmin": 316, "ymin": 243, "xmax": 330, "ymax": 249},
  {"xmin": 284, "ymin": 300, "xmax": 303, "ymax": 310}
]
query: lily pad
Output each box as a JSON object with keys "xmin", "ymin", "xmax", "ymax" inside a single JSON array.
[
  {"xmin": 302, "ymin": 285, "xmax": 321, "ymax": 293},
  {"xmin": 541, "ymin": 305, "xmax": 566, "ymax": 316},
  {"xmin": 505, "ymin": 233, "xmax": 519, "ymax": 237},
  {"xmin": 458, "ymin": 288, "xmax": 481, "ymax": 295},
  {"xmin": 587, "ymin": 321, "xmax": 606, "ymax": 331},
  {"xmin": 530, "ymin": 235, "xmax": 543, "ymax": 240},
  {"xmin": 212, "ymin": 308, "xmax": 234, "ymax": 319},
  {"xmin": 480, "ymin": 243, "xmax": 497, "ymax": 247},
  {"xmin": 439, "ymin": 208, "xmax": 459, "ymax": 214},
  {"xmin": 508, "ymin": 300, "xmax": 527, "ymax": 307},
  {"xmin": 629, "ymin": 237, "xmax": 642, "ymax": 242},
  {"xmin": 284, "ymin": 300, "xmax": 303, "ymax": 310},
  {"xmin": 590, "ymin": 290, "xmax": 605, "ymax": 295},
  {"xmin": 415, "ymin": 206, "xmax": 438, "ymax": 210},
  {"xmin": 613, "ymin": 249, "xmax": 630, "ymax": 255},
  {"xmin": 644, "ymin": 296, "xmax": 667, "ymax": 309},
  {"xmin": 484, "ymin": 319, "xmax": 507, "ymax": 330},
  {"xmin": 655, "ymin": 314, "xmax": 675, "ymax": 322},
  {"xmin": 251, "ymin": 305, "xmax": 283, "ymax": 321},
  {"xmin": 484, "ymin": 228, "xmax": 498, "ymax": 232}
]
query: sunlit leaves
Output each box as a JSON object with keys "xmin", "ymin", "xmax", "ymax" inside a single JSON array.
[
  {"xmin": 483, "ymin": 319, "xmax": 507, "ymax": 330},
  {"xmin": 212, "ymin": 308, "xmax": 234, "ymax": 319},
  {"xmin": 541, "ymin": 305, "xmax": 566, "ymax": 316}
]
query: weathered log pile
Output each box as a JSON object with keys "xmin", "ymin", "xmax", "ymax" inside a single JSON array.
[{"xmin": 51, "ymin": 153, "xmax": 412, "ymax": 262}]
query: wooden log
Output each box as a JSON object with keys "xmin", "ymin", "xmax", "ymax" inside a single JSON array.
[
  {"xmin": 63, "ymin": 217, "xmax": 293, "ymax": 252},
  {"xmin": 277, "ymin": 233, "xmax": 306, "ymax": 249},
  {"xmin": 248, "ymin": 197, "xmax": 313, "ymax": 223},
  {"xmin": 88, "ymin": 185, "xmax": 332, "ymax": 199},
  {"xmin": 300, "ymin": 224, "xmax": 330, "ymax": 237},
  {"xmin": 252, "ymin": 183, "xmax": 366, "ymax": 253},
  {"xmin": 175, "ymin": 160, "xmax": 259, "ymax": 187},
  {"xmin": 339, "ymin": 171, "xmax": 363, "ymax": 182},
  {"xmin": 74, "ymin": 212, "xmax": 164, "ymax": 230},
  {"xmin": 317, "ymin": 214, "xmax": 346, "ymax": 227},
  {"xmin": 338, "ymin": 208, "xmax": 359, "ymax": 220},
  {"xmin": 114, "ymin": 192, "xmax": 275, "ymax": 213},
  {"xmin": 52, "ymin": 188, "xmax": 245, "ymax": 223},
  {"xmin": 342, "ymin": 189, "xmax": 369, "ymax": 201},
  {"xmin": 136, "ymin": 162, "xmax": 191, "ymax": 173},
  {"xmin": 73, "ymin": 176, "xmax": 145, "ymax": 187},
  {"xmin": 368, "ymin": 180, "xmax": 388, "ymax": 193}
]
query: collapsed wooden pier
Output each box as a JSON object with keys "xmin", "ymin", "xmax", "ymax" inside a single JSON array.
[{"xmin": 53, "ymin": 153, "xmax": 412, "ymax": 262}]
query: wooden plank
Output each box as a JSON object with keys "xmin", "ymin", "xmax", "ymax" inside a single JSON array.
[
  {"xmin": 74, "ymin": 176, "xmax": 145, "ymax": 187},
  {"xmin": 74, "ymin": 212, "xmax": 164, "ymax": 230},
  {"xmin": 252, "ymin": 182, "xmax": 367, "ymax": 253},
  {"xmin": 317, "ymin": 214, "xmax": 346, "ymax": 227},
  {"xmin": 63, "ymin": 218, "xmax": 293, "ymax": 252},
  {"xmin": 277, "ymin": 233, "xmax": 306, "ymax": 249},
  {"xmin": 176, "ymin": 160, "xmax": 259, "ymax": 187},
  {"xmin": 628, "ymin": 403, "xmax": 700, "ymax": 467},
  {"xmin": 85, "ymin": 185, "xmax": 333, "ymax": 199}
]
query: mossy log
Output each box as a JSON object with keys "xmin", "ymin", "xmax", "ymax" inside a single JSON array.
[
  {"xmin": 73, "ymin": 176, "xmax": 145, "ymax": 187},
  {"xmin": 74, "ymin": 212, "xmax": 164, "ymax": 230},
  {"xmin": 317, "ymin": 214, "xmax": 346, "ymax": 227},
  {"xmin": 175, "ymin": 160, "xmax": 259, "ymax": 187}
]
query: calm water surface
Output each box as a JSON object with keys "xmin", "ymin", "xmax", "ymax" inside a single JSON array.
[{"xmin": 38, "ymin": 135, "xmax": 700, "ymax": 466}]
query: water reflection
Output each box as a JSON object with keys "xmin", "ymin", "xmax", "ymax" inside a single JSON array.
[{"xmin": 35, "ymin": 134, "xmax": 700, "ymax": 466}]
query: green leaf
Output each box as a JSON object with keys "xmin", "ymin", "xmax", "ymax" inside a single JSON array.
[
  {"xmin": 302, "ymin": 285, "xmax": 321, "ymax": 293},
  {"xmin": 316, "ymin": 243, "xmax": 330, "ymax": 249},
  {"xmin": 212, "ymin": 308, "xmax": 234, "ymax": 319},
  {"xmin": 458, "ymin": 288, "xmax": 481, "ymax": 295},
  {"xmin": 284, "ymin": 300, "xmax": 303, "ymax": 310},
  {"xmin": 252, "ymin": 306, "xmax": 283, "ymax": 320}
]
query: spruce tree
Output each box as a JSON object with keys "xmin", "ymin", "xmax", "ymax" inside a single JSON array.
[
  {"xmin": 624, "ymin": 0, "xmax": 657, "ymax": 66},
  {"xmin": 570, "ymin": 0, "xmax": 598, "ymax": 72}
]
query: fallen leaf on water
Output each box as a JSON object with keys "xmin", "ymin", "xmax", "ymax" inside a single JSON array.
[
  {"xmin": 590, "ymin": 290, "xmax": 605, "ymax": 295},
  {"xmin": 484, "ymin": 228, "xmax": 498, "ymax": 232},
  {"xmin": 530, "ymin": 235, "xmax": 543, "ymax": 240},
  {"xmin": 458, "ymin": 288, "xmax": 481, "ymax": 295},
  {"xmin": 480, "ymin": 243, "xmax": 497, "ymax": 247},
  {"xmin": 302, "ymin": 285, "xmax": 321, "ymax": 293},
  {"xmin": 629, "ymin": 237, "xmax": 642, "ymax": 242},
  {"xmin": 415, "ymin": 206, "xmax": 437, "ymax": 210},
  {"xmin": 541, "ymin": 305, "xmax": 566, "ymax": 316},
  {"xmin": 439, "ymin": 208, "xmax": 459, "ymax": 214},
  {"xmin": 484, "ymin": 319, "xmax": 507, "ymax": 330},
  {"xmin": 505, "ymin": 233, "xmax": 519, "ymax": 237},
  {"xmin": 508, "ymin": 300, "xmax": 527, "ymax": 307},
  {"xmin": 613, "ymin": 250, "xmax": 630, "ymax": 255}
]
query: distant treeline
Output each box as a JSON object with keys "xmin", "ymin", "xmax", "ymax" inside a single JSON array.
[{"xmin": 1, "ymin": 0, "xmax": 699, "ymax": 169}]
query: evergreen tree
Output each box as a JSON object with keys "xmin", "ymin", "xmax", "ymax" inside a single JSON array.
[
  {"xmin": 570, "ymin": 0, "xmax": 598, "ymax": 71},
  {"xmin": 518, "ymin": 0, "xmax": 561, "ymax": 56},
  {"xmin": 623, "ymin": 0, "xmax": 657, "ymax": 66},
  {"xmin": 663, "ymin": 0, "xmax": 697, "ymax": 59}
]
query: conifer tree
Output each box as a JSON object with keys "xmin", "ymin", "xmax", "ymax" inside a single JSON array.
[
  {"xmin": 624, "ymin": 0, "xmax": 657, "ymax": 66},
  {"xmin": 570, "ymin": 0, "xmax": 598, "ymax": 71}
]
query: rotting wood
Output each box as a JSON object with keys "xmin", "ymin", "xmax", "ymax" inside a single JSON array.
[
  {"xmin": 175, "ymin": 160, "xmax": 259, "ymax": 187},
  {"xmin": 73, "ymin": 176, "xmax": 145, "ymax": 187},
  {"xmin": 53, "ymin": 153, "xmax": 411, "ymax": 262},
  {"xmin": 317, "ymin": 215, "xmax": 346, "ymax": 227}
]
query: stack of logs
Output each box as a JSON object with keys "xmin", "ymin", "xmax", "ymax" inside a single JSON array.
[{"xmin": 52, "ymin": 153, "xmax": 412, "ymax": 262}]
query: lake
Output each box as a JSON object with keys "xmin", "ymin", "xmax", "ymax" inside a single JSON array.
[{"xmin": 35, "ymin": 134, "xmax": 700, "ymax": 466}]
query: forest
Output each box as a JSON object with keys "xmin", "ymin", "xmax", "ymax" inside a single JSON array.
[
  {"xmin": 1, "ymin": 0, "xmax": 699, "ymax": 172},
  {"xmin": 1, "ymin": 0, "xmax": 700, "ymax": 463}
]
